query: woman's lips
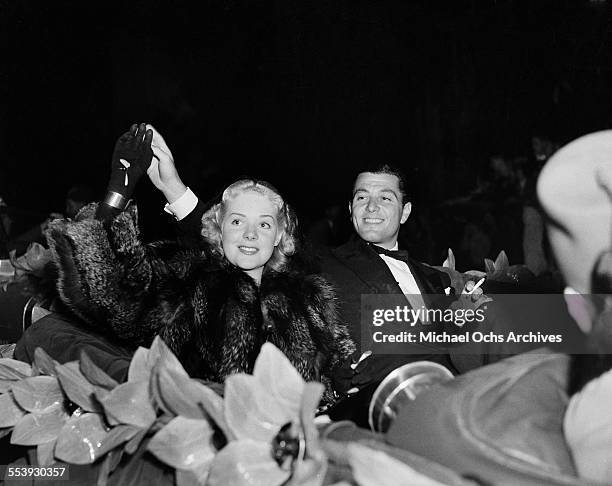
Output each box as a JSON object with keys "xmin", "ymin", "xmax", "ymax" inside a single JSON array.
[{"xmin": 238, "ymin": 246, "xmax": 259, "ymax": 255}]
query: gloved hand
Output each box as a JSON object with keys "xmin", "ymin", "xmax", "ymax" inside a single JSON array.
[{"xmin": 106, "ymin": 123, "xmax": 154, "ymax": 200}]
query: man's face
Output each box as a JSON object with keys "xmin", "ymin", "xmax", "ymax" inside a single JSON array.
[{"xmin": 349, "ymin": 172, "xmax": 411, "ymax": 249}]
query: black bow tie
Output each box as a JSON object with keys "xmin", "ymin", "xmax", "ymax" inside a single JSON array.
[{"xmin": 370, "ymin": 244, "xmax": 411, "ymax": 262}]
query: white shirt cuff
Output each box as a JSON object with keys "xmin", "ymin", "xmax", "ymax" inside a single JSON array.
[{"xmin": 163, "ymin": 187, "xmax": 198, "ymax": 221}]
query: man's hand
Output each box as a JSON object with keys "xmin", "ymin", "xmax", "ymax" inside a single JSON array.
[
  {"xmin": 107, "ymin": 123, "xmax": 154, "ymax": 199},
  {"xmin": 145, "ymin": 124, "xmax": 187, "ymax": 204},
  {"xmin": 448, "ymin": 278, "xmax": 493, "ymax": 327}
]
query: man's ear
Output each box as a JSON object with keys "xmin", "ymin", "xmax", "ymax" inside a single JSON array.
[
  {"xmin": 348, "ymin": 201, "xmax": 353, "ymax": 217},
  {"xmin": 400, "ymin": 202, "xmax": 412, "ymax": 224}
]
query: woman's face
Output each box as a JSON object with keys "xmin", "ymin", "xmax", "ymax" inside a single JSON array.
[{"xmin": 220, "ymin": 191, "xmax": 282, "ymax": 284}]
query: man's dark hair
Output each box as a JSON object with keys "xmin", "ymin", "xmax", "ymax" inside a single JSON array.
[{"xmin": 353, "ymin": 163, "xmax": 410, "ymax": 203}]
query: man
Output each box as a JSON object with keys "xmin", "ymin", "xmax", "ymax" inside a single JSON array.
[
  {"xmin": 319, "ymin": 165, "xmax": 486, "ymax": 424},
  {"xmin": 378, "ymin": 130, "xmax": 611, "ymax": 484}
]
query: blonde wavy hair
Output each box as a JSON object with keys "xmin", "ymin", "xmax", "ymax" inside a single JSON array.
[{"xmin": 200, "ymin": 179, "xmax": 298, "ymax": 272}]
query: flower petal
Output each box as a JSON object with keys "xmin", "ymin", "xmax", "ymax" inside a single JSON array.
[
  {"xmin": 55, "ymin": 361, "xmax": 101, "ymax": 412},
  {"xmin": 347, "ymin": 443, "xmax": 447, "ymax": 486},
  {"xmin": 285, "ymin": 458, "xmax": 328, "ymax": 486},
  {"xmin": 55, "ymin": 413, "xmax": 109, "ymax": 464},
  {"xmin": 0, "ymin": 358, "xmax": 32, "ymax": 379},
  {"xmin": 11, "ymin": 376, "xmax": 64, "ymax": 412},
  {"xmin": 253, "ymin": 343, "xmax": 304, "ymax": 420},
  {"xmin": 225, "ymin": 374, "xmax": 290, "ymax": 442},
  {"xmin": 37, "ymin": 439, "xmax": 56, "ymax": 466},
  {"xmin": 79, "ymin": 351, "xmax": 118, "ymax": 390},
  {"xmin": 33, "ymin": 347, "xmax": 57, "ymax": 377},
  {"xmin": 300, "ymin": 382, "xmax": 325, "ymax": 460},
  {"xmin": 96, "ymin": 424, "xmax": 140, "ymax": 457},
  {"xmin": 207, "ymin": 439, "xmax": 290, "ymax": 486},
  {"xmin": 98, "ymin": 381, "xmax": 156, "ymax": 428},
  {"xmin": 149, "ymin": 336, "xmax": 189, "ymax": 379},
  {"xmin": 147, "ymin": 416, "xmax": 216, "ymax": 471},
  {"xmin": 128, "ymin": 347, "xmax": 151, "ymax": 383},
  {"xmin": 10, "ymin": 403, "xmax": 69, "ymax": 445},
  {"xmin": 0, "ymin": 391, "xmax": 26, "ymax": 427},
  {"xmin": 157, "ymin": 366, "xmax": 230, "ymax": 438}
]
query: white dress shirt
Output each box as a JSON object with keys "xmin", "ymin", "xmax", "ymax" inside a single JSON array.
[
  {"xmin": 376, "ymin": 243, "xmax": 427, "ymax": 314},
  {"xmin": 163, "ymin": 187, "xmax": 199, "ymax": 220}
]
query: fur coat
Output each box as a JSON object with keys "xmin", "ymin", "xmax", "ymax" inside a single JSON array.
[{"xmin": 45, "ymin": 204, "xmax": 355, "ymax": 389}]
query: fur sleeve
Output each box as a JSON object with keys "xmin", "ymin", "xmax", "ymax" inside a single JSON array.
[
  {"xmin": 45, "ymin": 204, "xmax": 180, "ymax": 344},
  {"xmin": 301, "ymin": 275, "xmax": 356, "ymax": 374}
]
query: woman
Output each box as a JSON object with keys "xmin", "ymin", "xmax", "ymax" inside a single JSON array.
[{"xmin": 45, "ymin": 124, "xmax": 355, "ymax": 394}]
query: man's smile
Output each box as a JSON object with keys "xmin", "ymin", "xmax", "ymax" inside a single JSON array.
[{"xmin": 363, "ymin": 218, "xmax": 384, "ymax": 224}]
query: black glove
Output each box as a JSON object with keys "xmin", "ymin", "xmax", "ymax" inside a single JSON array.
[
  {"xmin": 106, "ymin": 123, "xmax": 153, "ymax": 199},
  {"xmin": 97, "ymin": 123, "xmax": 153, "ymax": 223}
]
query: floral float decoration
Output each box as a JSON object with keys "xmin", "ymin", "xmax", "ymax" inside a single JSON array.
[
  {"xmin": 0, "ymin": 338, "xmax": 472, "ymax": 485},
  {"xmin": 438, "ymin": 248, "xmax": 535, "ymax": 291}
]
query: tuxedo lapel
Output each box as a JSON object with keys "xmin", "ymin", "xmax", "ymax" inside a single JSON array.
[
  {"xmin": 332, "ymin": 236, "xmax": 401, "ymax": 294},
  {"xmin": 408, "ymin": 259, "xmax": 450, "ymax": 294},
  {"xmin": 333, "ymin": 235, "xmax": 450, "ymax": 297}
]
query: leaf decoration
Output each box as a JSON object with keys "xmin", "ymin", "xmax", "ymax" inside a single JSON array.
[
  {"xmin": 156, "ymin": 366, "xmax": 206, "ymax": 419},
  {"xmin": 196, "ymin": 390, "xmax": 232, "ymax": 441},
  {"xmin": 149, "ymin": 336, "xmax": 189, "ymax": 379},
  {"xmin": 96, "ymin": 424, "xmax": 140, "ymax": 457},
  {"xmin": 98, "ymin": 381, "xmax": 155, "ymax": 428},
  {"xmin": 0, "ymin": 379, "xmax": 14, "ymax": 393},
  {"xmin": 0, "ymin": 392, "xmax": 27, "ymax": 427},
  {"xmin": 285, "ymin": 458, "xmax": 328, "ymax": 486},
  {"xmin": 128, "ymin": 347, "xmax": 151, "ymax": 383},
  {"xmin": 56, "ymin": 361, "xmax": 101, "ymax": 412},
  {"xmin": 494, "ymin": 250, "xmax": 509, "ymax": 271},
  {"xmin": 124, "ymin": 428, "xmax": 147, "ymax": 455},
  {"xmin": 253, "ymin": 342, "xmax": 305, "ymax": 422},
  {"xmin": 11, "ymin": 403, "xmax": 69, "ymax": 445},
  {"xmin": 55, "ymin": 413, "xmax": 109, "ymax": 464},
  {"xmin": 0, "ymin": 358, "xmax": 32, "ymax": 380},
  {"xmin": 207, "ymin": 439, "xmax": 290, "ymax": 486},
  {"xmin": 149, "ymin": 362, "xmax": 173, "ymax": 417},
  {"xmin": 97, "ymin": 452, "xmax": 113, "ymax": 486},
  {"xmin": 484, "ymin": 258, "xmax": 496, "ymax": 274},
  {"xmin": 11, "ymin": 376, "xmax": 64, "ymax": 412},
  {"xmin": 300, "ymin": 382, "xmax": 325, "ymax": 460},
  {"xmin": 97, "ymin": 447, "xmax": 125, "ymax": 486},
  {"xmin": 80, "ymin": 351, "xmax": 119, "ymax": 391},
  {"xmin": 148, "ymin": 416, "xmax": 216, "ymax": 471},
  {"xmin": 175, "ymin": 469, "xmax": 202, "ymax": 486},
  {"xmin": 347, "ymin": 443, "xmax": 447, "ymax": 486},
  {"xmin": 442, "ymin": 248, "xmax": 456, "ymax": 270},
  {"xmin": 33, "ymin": 347, "xmax": 57, "ymax": 376},
  {"xmin": 156, "ymin": 367, "xmax": 229, "ymax": 439},
  {"xmin": 37, "ymin": 440, "xmax": 56, "ymax": 466},
  {"xmin": 225, "ymin": 374, "xmax": 288, "ymax": 443}
]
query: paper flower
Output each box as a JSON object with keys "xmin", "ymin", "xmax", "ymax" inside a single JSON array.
[{"xmin": 147, "ymin": 342, "xmax": 327, "ymax": 486}]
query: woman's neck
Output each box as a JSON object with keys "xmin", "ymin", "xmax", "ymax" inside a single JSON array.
[{"xmin": 244, "ymin": 267, "xmax": 263, "ymax": 286}]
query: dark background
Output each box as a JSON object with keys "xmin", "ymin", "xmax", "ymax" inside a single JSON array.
[{"xmin": 2, "ymin": 0, "xmax": 611, "ymax": 261}]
